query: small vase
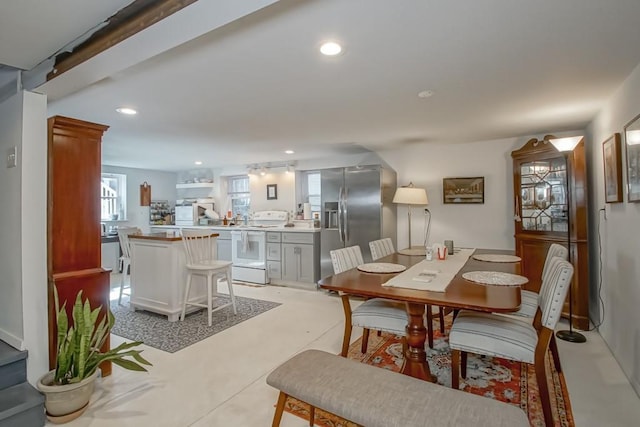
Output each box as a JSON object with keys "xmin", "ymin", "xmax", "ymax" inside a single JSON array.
[{"xmin": 37, "ymin": 369, "xmax": 99, "ymax": 421}]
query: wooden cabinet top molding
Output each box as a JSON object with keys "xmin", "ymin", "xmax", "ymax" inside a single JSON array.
[{"xmin": 48, "ymin": 115, "xmax": 109, "ymax": 136}]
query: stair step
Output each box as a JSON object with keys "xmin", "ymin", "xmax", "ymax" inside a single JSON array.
[
  {"xmin": 0, "ymin": 341, "xmax": 27, "ymax": 391},
  {"xmin": 0, "ymin": 382, "xmax": 45, "ymax": 427}
]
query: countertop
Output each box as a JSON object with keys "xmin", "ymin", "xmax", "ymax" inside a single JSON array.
[
  {"xmin": 129, "ymin": 232, "xmax": 220, "ymax": 242},
  {"xmin": 151, "ymin": 225, "xmax": 320, "ymax": 233}
]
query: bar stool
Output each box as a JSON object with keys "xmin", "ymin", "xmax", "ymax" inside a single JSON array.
[{"xmin": 180, "ymin": 229, "xmax": 236, "ymax": 326}]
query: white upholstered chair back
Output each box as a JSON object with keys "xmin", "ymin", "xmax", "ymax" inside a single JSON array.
[
  {"xmin": 330, "ymin": 246, "xmax": 364, "ymax": 274},
  {"xmin": 541, "ymin": 243, "xmax": 568, "ymax": 282},
  {"xmin": 181, "ymin": 228, "xmax": 217, "ymax": 265},
  {"xmin": 369, "ymin": 238, "xmax": 395, "ymax": 261},
  {"xmin": 538, "ymin": 257, "xmax": 574, "ymax": 330}
]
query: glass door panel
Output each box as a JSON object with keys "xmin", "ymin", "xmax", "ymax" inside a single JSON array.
[{"xmin": 519, "ymin": 158, "xmax": 567, "ymax": 232}]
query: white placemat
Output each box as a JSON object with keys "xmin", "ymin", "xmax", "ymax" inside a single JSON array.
[
  {"xmin": 462, "ymin": 271, "xmax": 528, "ymax": 286},
  {"xmin": 357, "ymin": 263, "xmax": 407, "ymax": 273},
  {"xmin": 383, "ymin": 248, "xmax": 474, "ymax": 292},
  {"xmin": 472, "ymin": 254, "xmax": 521, "ymax": 263}
]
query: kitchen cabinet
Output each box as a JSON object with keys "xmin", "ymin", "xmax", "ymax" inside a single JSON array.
[
  {"xmin": 47, "ymin": 116, "xmax": 111, "ymax": 374},
  {"xmin": 281, "ymin": 232, "xmax": 319, "ymax": 284},
  {"xmin": 216, "ymin": 230, "xmax": 232, "ymax": 262},
  {"xmin": 266, "ymin": 232, "xmax": 282, "ymax": 280},
  {"xmin": 101, "ymin": 241, "xmax": 120, "ymax": 271},
  {"xmin": 512, "ymin": 137, "xmax": 589, "ymax": 330}
]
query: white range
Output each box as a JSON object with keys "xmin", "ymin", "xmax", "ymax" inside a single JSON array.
[{"xmin": 230, "ymin": 210, "xmax": 289, "ymax": 284}]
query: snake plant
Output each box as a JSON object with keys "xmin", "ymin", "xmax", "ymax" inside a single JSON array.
[{"xmin": 53, "ymin": 287, "xmax": 151, "ymax": 385}]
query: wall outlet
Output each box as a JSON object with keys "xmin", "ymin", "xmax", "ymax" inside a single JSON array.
[{"xmin": 6, "ymin": 146, "xmax": 17, "ymax": 168}]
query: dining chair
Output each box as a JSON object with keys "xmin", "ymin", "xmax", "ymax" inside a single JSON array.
[
  {"xmin": 501, "ymin": 243, "xmax": 568, "ymax": 373},
  {"xmin": 180, "ymin": 229, "xmax": 236, "ymax": 326},
  {"xmin": 369, "ymin": 237, "xmax": 446, "ymax": 347},
  {"xmin": 514, "ymin": 243, "xmax": 569, "ymax": 318},
  {"xmin": 116, "ymin": 226, "xmax": 140, "ymax": 305},
  {"xmin": 368, "ymin": 238, "xmax": 395, "ymax": 260},
  {"xmin": 449, "ymin": 257, "xmax": 573, "ymax": 427},
  {"xmin": 330, "ymin": 246, "xmax": 409, "ymax": 357}
]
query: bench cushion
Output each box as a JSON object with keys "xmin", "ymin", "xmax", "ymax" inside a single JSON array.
[{"xmin": 266, "ymin": 349, "xmax": 529, "ymax": 427}]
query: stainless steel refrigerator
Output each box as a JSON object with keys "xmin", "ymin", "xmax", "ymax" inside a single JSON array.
[{"xmin": 320, "ymin": 165, "xmax": 397, "ymax": 278}]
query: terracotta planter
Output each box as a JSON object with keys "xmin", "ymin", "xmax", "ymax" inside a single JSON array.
[{"xmin": 36, "ymin": 369, "xmax": 99, "ymax": 421}]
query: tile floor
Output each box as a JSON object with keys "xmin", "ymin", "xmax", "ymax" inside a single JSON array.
[{"xmin": 53, "ymin": 275, "xmax": 640, "ymax": 426}]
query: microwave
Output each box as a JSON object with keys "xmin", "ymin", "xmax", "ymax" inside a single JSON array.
[
  {"xmin": 175, "ymin": 202, "xmax": 215, "ymax": 226},
  {"xmin": 175, "ymin": 206, "xmax": 195, "ymax": 226}
]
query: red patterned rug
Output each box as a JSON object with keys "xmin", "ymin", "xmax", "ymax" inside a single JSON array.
[{"xmin": 284, "ymin": 319, "xmax": 575, "ymax": 427}]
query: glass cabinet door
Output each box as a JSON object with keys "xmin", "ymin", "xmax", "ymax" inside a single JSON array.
[{"xmin": 519, "ymin": 157, "xmax": 567, "ymax": 232}]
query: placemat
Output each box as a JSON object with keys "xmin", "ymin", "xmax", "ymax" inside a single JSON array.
[
  {"xmin": 357, "ymin": 263, "xmax": 407, "ymax": 273},
  {"xmin": 472, "ymin": 254, "xmax": 521, "ymax": 263},
  {"xmin": 462, "ymin": 271, "xmax": 528, "ymax": 286}
]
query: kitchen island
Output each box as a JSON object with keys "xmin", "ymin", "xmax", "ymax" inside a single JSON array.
[
  {"xmin": 150, "ymin": 225, "xmax": 321, "ymax": 288},
  {"xmin": 128, "ymin": 232, "xmax": 219, "ymax": 321}
]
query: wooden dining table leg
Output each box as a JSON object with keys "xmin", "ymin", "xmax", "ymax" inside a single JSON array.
[{"xmin": 401, "ymin": 302, "xmax": 436, "ymax": 382}]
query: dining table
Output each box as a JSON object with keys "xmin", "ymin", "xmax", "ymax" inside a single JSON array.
[{"xmin": 317, "ymin": 248, "xmax": 524, "ymax": 382}]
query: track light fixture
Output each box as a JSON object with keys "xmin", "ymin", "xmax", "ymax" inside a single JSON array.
[{"xmin": 246, "ymin": 162, "xmax": 296, "ymax": 175}]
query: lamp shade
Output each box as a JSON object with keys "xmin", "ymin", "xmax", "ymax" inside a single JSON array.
[
  {"xmin": 549, "ymin": 136, "xmax": 582, "ymax": 152},
  {"xmin": 393, "ymin": 185, "xmax": 428, "ymax": 205}
]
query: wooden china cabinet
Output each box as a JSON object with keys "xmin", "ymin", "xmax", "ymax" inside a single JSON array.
[
  {"xmin": 47, "ymin": 116, "xmax": 112, "ymax": 375},
  {"xmin": 511, "ymin": 136, "xmax": 589, "ymax": 330}
]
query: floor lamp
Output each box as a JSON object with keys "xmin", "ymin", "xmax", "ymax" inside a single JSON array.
[
  {"xmin": 393, "ymin": 183, "xmax": 429, "ymax": 256},
  {"xmin": 549, "ymin": 135, "xmax": 587, "ymax": 344}
]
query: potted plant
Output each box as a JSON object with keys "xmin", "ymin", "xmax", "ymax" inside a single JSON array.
[{"xmin": 37, "ymin": 287, "xmax": 151, "ymax": 422}]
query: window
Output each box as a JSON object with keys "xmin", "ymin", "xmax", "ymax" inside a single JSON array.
[
  {"xmin": 227, "ymin": 175, "xmax": 250, "ymax": 218},
  {"xmin": 101, "ymin": 173, "xmax": 127, "ymax": 220},
  {"xmin": 306, "ymin": 172, "xmax": 321, "ymax": 216}
]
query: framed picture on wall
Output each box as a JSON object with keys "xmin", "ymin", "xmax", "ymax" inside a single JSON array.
[
  {"xmin": 602, "ymin": 133, "xmax": 623, "ymax": 203},
  {"xmin": 624, "ymin": 113, "xmax": 640, "ymax": 202},
  {"xmin": 267, "ymin": 184, "xmax": 278, "ymax": 200},
  {"xmin": 443, "ymin": 177, "xmax": 484, "ymax": 204}
]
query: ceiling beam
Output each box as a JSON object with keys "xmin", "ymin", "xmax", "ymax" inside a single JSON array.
[{"xmin": 49, "ymin": 0, "xmax": 197, "ymax": 80}]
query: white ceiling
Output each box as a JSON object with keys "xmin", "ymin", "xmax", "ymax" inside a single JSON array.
[{"xmin": 6, "ymin": 0, "xmax": 640, "ymax": 172}]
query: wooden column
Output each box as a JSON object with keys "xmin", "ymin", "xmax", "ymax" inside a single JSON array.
[{"xmin": 47, "ymin": 116, "xmax": 112, "ymax": 375}]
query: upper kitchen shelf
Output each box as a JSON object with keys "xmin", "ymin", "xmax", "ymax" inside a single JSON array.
[{"xmin": 176, "ymin": 183, "xmax": 214, "ymax": 189}]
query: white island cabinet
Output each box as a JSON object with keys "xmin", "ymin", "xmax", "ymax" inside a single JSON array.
[{"xmin": 128, "ymin": 233, "xmax": 215, "ymax": 321}]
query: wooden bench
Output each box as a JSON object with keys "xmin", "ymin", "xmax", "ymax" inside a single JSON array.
[{"xmin": 266, "ymin": 349, "xmax": 529, "ymax": 427}]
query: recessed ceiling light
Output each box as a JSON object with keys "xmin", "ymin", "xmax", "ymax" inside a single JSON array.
[
  {"xmin": 194, "ymin": 161, "xmax": 203, "ymax": 165},
  {"xmin": 116, "ymin": 107, "xmax": 137, "ymax": 115},
  {"xmin": 285, "ymin": 150, "xmax": 295, "ymax": 154},
  {"xmin": 320, "ymin": 41, "xmax": 342, "ymax": 56},
  {"xmin": 417, "ymin": 90, "xmax": 434, "ymax": 99}
]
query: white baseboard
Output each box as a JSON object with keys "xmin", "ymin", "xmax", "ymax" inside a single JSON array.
[{"xmin": 0, "ymin": 328, "xmax": 24, "ymax": 350}]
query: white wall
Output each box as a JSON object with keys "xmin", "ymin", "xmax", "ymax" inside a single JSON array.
[
  {"xmin": 0, "ymin": 91, "xmax": 25, "ymax": 347},
  {"xmin": 101, "ymin": 165, "xmax": 178, "ymax": 233},
  {"xmin": 0, "ymin": 90, "xmax": 48, "ymax": 384},
  {"xmin": 249, "ymin": 170, "xmax": 296, "ymax": 215},
  {"xmin": 377, "ymin": 138, "xmax": 526, "ymax": 250},
  {"xmin": 587, "ymin": 61, "xmax": 640, "ymax": 396}
]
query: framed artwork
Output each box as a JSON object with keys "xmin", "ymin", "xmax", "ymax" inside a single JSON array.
[
  {"xmin": 603, "ymin": 133, "xmax": 623, "ymax": 203},
  {"xmin": 266, "ymin": 184, "xmax": 278, "ymax": 200},
  {"xmin": 443, "ymin": 177, "xmax": 484, "ymax": 204},
  {"xmin": 624, "ymin": 113, "xmax": 640, "ymax": 202}
]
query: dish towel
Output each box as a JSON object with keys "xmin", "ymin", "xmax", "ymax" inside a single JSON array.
[
  {"xmin": 240, "ymin": 230, "xmax": 249, "ymax": 253},
  {"xmin": 383, "ymin": 248, "xmax": 474, "ymax": 291}
]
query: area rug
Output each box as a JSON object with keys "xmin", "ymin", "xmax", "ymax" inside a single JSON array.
[
  {"xmin": 110, "ymin": 295, "xmax": 280, "ymax": 353},
  {"xmin": 284, "ymin": 319, "xmax": 574, "ymax": 427}
]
